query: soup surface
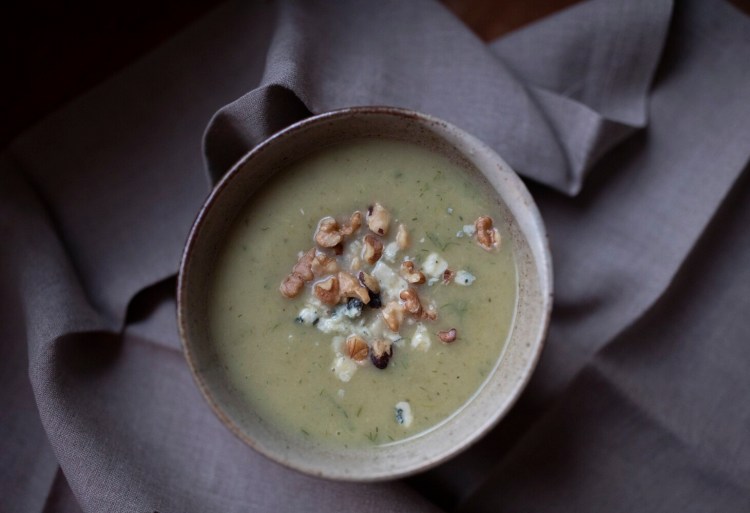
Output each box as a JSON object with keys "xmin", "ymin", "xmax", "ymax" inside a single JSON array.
[{"xmin": 208, "ymin": 138, "xmax": 517, "ymax": 447}]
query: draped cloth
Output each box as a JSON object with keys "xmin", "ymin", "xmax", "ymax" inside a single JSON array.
[{"xmin": 2, "ymin": 0, "xmax": 749, "ymax": 511}]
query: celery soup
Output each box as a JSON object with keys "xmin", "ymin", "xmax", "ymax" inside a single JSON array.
[{"xmin": 207, "ymin": 138, "xmax": 517, "ymax": 447}]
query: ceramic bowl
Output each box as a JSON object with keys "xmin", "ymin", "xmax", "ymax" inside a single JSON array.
[{"xmin": 177, "ymin": 106, "xmax": 552, "ymax": 480}]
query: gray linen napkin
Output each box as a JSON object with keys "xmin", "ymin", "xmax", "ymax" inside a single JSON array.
[{"xmin": 2, "ymin": 0, "xmax": 749, "ymax": 512}]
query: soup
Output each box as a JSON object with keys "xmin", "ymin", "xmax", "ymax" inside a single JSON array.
[{"xmin": 207, "ymin": 138, "xmax": 517, "ymax": 447}]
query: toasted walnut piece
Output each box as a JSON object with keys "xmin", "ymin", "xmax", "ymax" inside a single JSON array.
[
  {"xmin": 313, "ymin": 276, "xmax": 340, "ymax": 305},
  {"xmin": 291, "ymin": 248, "xmax": 316, "ymax": 281},
  {"xmin": 442, "ymin": 269, "xmax": 456, "ymax": 284},
  {"xmin": 366, "ymin": 203, "xmax": 391, "ymax": 236},
  {"xmin": 370, "ymin": 339, "xmax": 393, "ymax": 369},
  {"xmin": 438, "ymin": 328, "xmax": 457, "ymax": 343},
  {"xmin": 280, "ymin": 249, "xmax": 317, "ymax": 298},
  {"xmin": 421, "ymin": 308, "xmax": 438, "ymax": 321},
  {"xmin": 345, "ymin": 334, "xmax": 369, "ymax": 363},
  {"xmin": 396, "ymin": 224, "xmax": 409, "ymax": 250},
  {"xmin": 399, "ymin": 287, "xmax": 424, "ymax": 317},
  {"xmin": 315, "ymin": 217, "xmax": 343, "ymax": 248},
  {"xmin": 338, "ymin": 272, "xmax": 370, "ymax": 304},
  {"xmin": 400, "ymin": 260, "xmax": 426, "ymax": 285},
  {"xmin": 340, "ymin": 211, "xmax": 362, "ymax": 236},
  {"xmin": 350, "ymin": 256, "xmax": 362, "ymax": 272},
  {"xmin": 311, "ymin": 251, "xmax": 338, "ymax": 276},
  {"xmin": 279, "ymin": 273, "xmax": 305, "ymax": 299},
  {"xmin": 382, "ymin": 301, "xmax": 404, "ymax": 332},
  {"xmin": 362, "ymin": 234, "xmax": 384, "ymax": 264},
  {"xmin": 357, "ymin": 271, "xmax": 381, "ymax": 293},
  {"xmin": 475, "ymin": 215, "xmax": 500, "ymax": 251}
]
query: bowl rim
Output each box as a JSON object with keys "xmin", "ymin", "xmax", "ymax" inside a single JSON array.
[{"xmin": 177, "ymin": 105, "xmax": 553, "ymax": 481}]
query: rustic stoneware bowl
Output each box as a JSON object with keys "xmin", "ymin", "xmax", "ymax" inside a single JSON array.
[{"xmin": 178, "ymin": 107, "xmax": 552, "ymax": 481}]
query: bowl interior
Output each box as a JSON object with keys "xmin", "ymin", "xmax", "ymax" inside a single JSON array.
[{"xmin": 178, "ymin": 108, "xmax": 552, "ymax": 480}]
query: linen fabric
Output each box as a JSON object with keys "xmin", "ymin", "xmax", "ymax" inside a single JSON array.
[{"xmin": 2, "ymin": 0, "xmax": 749, "ymax": 511}]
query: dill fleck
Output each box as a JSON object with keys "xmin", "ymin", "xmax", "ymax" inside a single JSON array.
[{"xmin": 426, "ymin": 232, "xmax": 457, "ymax": 251}]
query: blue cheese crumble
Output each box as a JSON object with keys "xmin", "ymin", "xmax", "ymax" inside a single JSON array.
[
  {"xmin": 395, "ymin": 401, "xmax": 413, "ymax": 427},
  {"xmin": 454, "ymin": 270, "xmax": 476, "ymax": 286}
]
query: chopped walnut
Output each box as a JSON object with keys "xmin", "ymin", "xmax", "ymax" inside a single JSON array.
[
  {"xmin": 396, "ymin": 224, "xmax": 409, "ymax": 249},
  {"xmin": 280, "ymin": 248, "xmax": 316, "ymax": 298},
  {"xmin": 442, "ymin": 269, "xmax": 456, "ymax": 284},
  {"xmin": 357, "ymin": 271, "xmax": 381, "ymax": 293},
  {"xmin": 475, "ymin": 216, "xmax": 500, "ymax": 250},
  {"xmin": 338, "ymin": 271, "xmax": 370, "ymax": 304},
  {"xmin": 345, "ymin": 334, "xmax": 369, "ymax": 363},
  {"xmin": 438, "ymin": 328, "xmax": 457, "ymax": 343},
  {"xmin": 366, "ymin": 203, "xmax": 391, "ymax": 236},
  {"xmin": 291, "ymin": 248, "xmax": 315, "ymax": 281},
  {"xmin": 382, "ymin": 301, "xmax": 404, "ymax": 332},
  {"xmin": 313, "ymin": 276, "xmax": 340, "ymax": 305},
  {"xmin": 350, "ymin": 256, "xmax": 362, "ymax": 272},
  {"xmin": 400, "ymin": 260, "xmax": 426, "ymax": 285},
  {"xmin": 311, "ymin": 251, "xmax": 338, "ymax": 276},
  {"xmin": 340, "ymin": 211, "xmax": 362, "ymax": 236},
  {"xmin": 399, "ymin": 287, "xmax": 424, "ymax": 317},
  {"xmin": 370, "ymin": 339, "xmax": 393, "ymax": 369},
  {"xmin": 362, "ymin": 234, "xmax": 384, "ymax": 264},
  {"xmin": 315, "ymin": 217, "xmax": 343, "ymax": 248},
  {"xmin": 421, "ymin": 308, "xmax": 438, "ymax": 321},
  {"xmin": 279, "ymin": 273, "xmax": 305, "ymax": 299}
]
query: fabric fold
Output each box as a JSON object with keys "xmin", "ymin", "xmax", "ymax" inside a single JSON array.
[
  {"xmin": 204, "ymin": 0, "xmax": 672, "ymax": 195},
  {"xmin": 489, "ymin": 0, "xmax": 673, "ymax": 193},
  {"xmin": 492, "ymin": 0, "xmax": 672, "ymax": 126}
]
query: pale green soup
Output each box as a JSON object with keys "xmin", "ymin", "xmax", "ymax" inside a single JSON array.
[{"xmin": 208, "ymin": 138, "xmax": 517, "ymax": 447}]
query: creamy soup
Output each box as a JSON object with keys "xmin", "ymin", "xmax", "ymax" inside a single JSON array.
[{"xmin": 208, "ymin": 138, "xmax": 517, "ymax": 447}]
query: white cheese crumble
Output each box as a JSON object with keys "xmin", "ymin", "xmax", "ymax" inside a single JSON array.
[
  {"xmin": 462, "ymin": 224, "xmax": 477, "ymax": 236},
  {"xmin": 395, "ymin": 401, "xmax": 413, "ymax": 427},
  {"xmin": 454, "ymin": 270, "xmax": 476, "ymax": 286},
  {"xmin": 371, "ymin": 260, "xmax": 407, "ymax": 301},
  {"xmin": 344, "ymin": 239, "xmax": 363, "ymax": 262},
  {"xmin": 447, "ymin": 207, "xmax": 453, "ymax": 214},
  {"xmin": 411, "ymin": 323, "xmax": 432, "ymax": 352},
  {"xmin": 331, "ymin": 336, "xmax": 345, "ymax": 353},
  {"xmin": 317, "ymin": 316, "xmax": 350, "ymax": 334},
  {"xmin": 383, "ymin": 241, "xmax": 399, "ymax": 262},
  {"xmin": 332, "ymin": 354, "xmax": 358, "ymax": 382},
  {"xmin": 422, "ymin": 252, "xmax": 448, "ymax": 278}
]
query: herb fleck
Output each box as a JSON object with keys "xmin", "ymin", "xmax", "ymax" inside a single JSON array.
[{"xmin": 426, "ymin": 232, "xmax": 457, "ymax": 251}]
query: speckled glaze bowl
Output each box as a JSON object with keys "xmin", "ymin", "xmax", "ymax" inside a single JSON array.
[{"xmin": 177, "ymin": 107, "xmax": 552, "ymax": 481}]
